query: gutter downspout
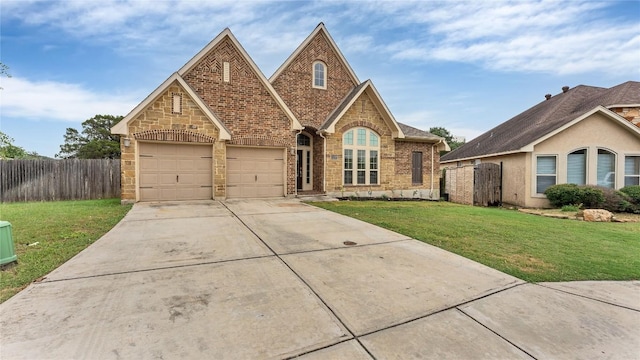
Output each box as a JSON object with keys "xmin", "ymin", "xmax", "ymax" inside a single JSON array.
[
  {"xmin": 431, "ymin": 139, "xmax": 443, "ymax": 198},
  {"xmin": 318, "ymin": 131, "xmax": 327, "ymax": 193},
  {"xmin": 294, "ymin": 129, "xmax": 303, "ymax": 197}
]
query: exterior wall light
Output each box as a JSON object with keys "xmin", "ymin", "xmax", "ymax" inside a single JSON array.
[{"xmin": 124, "ymin": 137, "xmax": 131, "ymax": 147}]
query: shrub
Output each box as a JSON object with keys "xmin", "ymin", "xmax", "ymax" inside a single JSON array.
[
  {"xmin": 620, "ymin": 185, "xmax": 640, "ymax": 204},
  {"xmin": 586, "ymin": 186, "xmax": 637, "ymax": 213},
  {"xmin": 579, "ymin": 186, "xmax": 605, "ymax": 208},
  {"xmin": 544, "ymin": 184, "xmax": 582, "ymax": 207}
]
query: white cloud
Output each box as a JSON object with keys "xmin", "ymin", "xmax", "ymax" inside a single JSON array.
[
  {"xmin": 0, "ymin": 77, "xmax": 139, "ymax": 122},
  {"xmin": 4, "ymin": 0, "xmax": 638, "ymax": 77},
  {"xmin": 372, "ymin": 0, "xmax": 639, "ymax": 75}
]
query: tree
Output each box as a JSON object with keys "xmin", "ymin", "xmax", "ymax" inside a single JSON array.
[
  {"xmin": 57, "ymin": 115, "xmax": 123, "ymax": 159},
  {"xmin": 0, "ymin": 131, "xmax": 40, "ymax": 159},
  {"xmin": 429, "ymin": 126, "xmax": 465, "ymax": 152},
  {"xmin": 0, "ymin": 62, "xmax": 10, "ymax": 90}
]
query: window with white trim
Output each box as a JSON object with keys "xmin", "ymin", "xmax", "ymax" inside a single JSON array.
[
  {"xmin": 624, "ymin": 156, "xmax": 639, "ymax": 186},
  {"xmin": 312, "ymin": 61, "xmax": 326, "ymax": 89},
  {"xmin": 536, "ymin": 155, "xmax": 556, "ymax": 194},
  {"xmin": 343, "ymin": 128, "xmax": 379, "ymax": 185},
  {"xmin": 567, "ymin": 149, "xmax": 586, "ymax": 185},
  {"xmin": 597, "ymin": 149, "xmax": 615, "ymax": 188}
]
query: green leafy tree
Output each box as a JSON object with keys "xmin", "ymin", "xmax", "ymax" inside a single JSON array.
[
  {"xmin": 0, "ymin": 62, "xmax": 10, "ymax": 90},
  {"xmin": 429, "ymin": 126, "xmax": 465, "ymax": 152},
  {"xmin": 57, "ymin": 115, "xmax": 123, "ymax": 159},
  {"xmin": 0, "ymin": 131, "xmax": 40, "ymax": 159}
]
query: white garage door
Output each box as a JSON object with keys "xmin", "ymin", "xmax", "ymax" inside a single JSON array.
[
  {"xmin": 226, "ymin": 147, "xmax": 285, "ymax": 198},
  {"xmin": 139, "ymin": 143, "xmax": 213, "ymax": 201}
]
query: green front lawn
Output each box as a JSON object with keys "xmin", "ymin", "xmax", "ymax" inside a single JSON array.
[
  {"xmin": 310, "ymin": 201, "xmax": 640, "ymax": 282},
  {"xmin": 0, "ymin": 199, "xmax": 131, "ymax": 303}
]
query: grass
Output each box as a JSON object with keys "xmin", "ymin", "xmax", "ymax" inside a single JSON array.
[
  {"xmin": 309, "ymin": 200, "xmax": 640, "ymax": 282},
  {"xmin": 0, "ymin": 199, "xmax": 131, "ymax": 303}
]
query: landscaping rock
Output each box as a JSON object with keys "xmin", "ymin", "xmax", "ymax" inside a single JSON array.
[{"xmin": 582, "ymin": 209, "xmax": 613, "ymax": 222}]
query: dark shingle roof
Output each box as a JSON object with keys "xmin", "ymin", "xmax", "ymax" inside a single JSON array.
[
  {"xmin": 441, "ymin": 81, "xmax": 640, "ymax": 162},
  {"xmin": 398, "ymin": 123, "xmax": 442, "ymax": 141}
]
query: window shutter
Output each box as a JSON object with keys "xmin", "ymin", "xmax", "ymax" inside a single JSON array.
[{"xmin": 412, "ymin": 152, "xmax": 423, "ymax": 184}]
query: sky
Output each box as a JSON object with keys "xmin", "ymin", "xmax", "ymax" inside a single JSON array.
[{"xmin": 1, "ymin": 0, "xmax": 639, "ymax": 158}]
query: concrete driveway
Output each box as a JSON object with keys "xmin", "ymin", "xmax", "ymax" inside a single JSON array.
[{"xmin": 1, "ymin": 199, "xmax": 638, "ymax": 359}]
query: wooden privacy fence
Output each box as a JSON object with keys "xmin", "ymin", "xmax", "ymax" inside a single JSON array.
[
  {"xmin": 0, "ymin": 159, "xmax": 120, "ymax": 202},
  {"xmin": 443, "ymin": 162, "xmax": 502, "ymax": 206},
  {"xmin": 473, "ymin": 163, "xmax": 502, "ymax": 207}
]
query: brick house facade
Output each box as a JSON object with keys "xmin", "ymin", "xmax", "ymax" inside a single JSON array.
[{"xmin": 112, "ymin": 23, "xmax": 447, "ymax": 203}]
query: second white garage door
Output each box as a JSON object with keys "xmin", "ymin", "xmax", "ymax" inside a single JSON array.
[
  {"xmin": 226, "ymin": 147, "xmax": 285, "ymax": 198},
  {"xmin": 139, "ymin": 142, "xmax": 213, "ymax": 201}
]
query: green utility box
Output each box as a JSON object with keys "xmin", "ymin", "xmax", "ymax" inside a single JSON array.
[{"xmin": 0, "ymin": 221, "xmax": 18, "ymax": 266}]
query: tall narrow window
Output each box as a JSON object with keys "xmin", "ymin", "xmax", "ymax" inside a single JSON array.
[
  {"xmin": 313, "ymin": 61, "xmax": 326, "ymax": 89},
  {"xmin": 343, "ymin": 128, "xmax": 380, "ymax": 185},
  {"xmin": 536, "ymin": 155, "xmax": 556, "ymax": 194},
  {"xmin": 597, "ymin": 149, "xmax": 615, "ymax": 188},
  {"xmin": 567, "ymin": 149, "xmax": 586, "ymax": 185},
  {"xmin": 625, "ymin": 156, "xmax": 640, "ymax": 186},
  {"xmin": 344, "ymin": 149, "xmax": 353, "ymax": 184},
  {"xmin": 412, "ymin": 152, "xmax": 423, "ymax": 184}
]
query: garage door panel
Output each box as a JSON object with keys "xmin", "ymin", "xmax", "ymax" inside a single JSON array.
[
  {"xmin": 139, "ymin": 142, "xmax": 212, "ymax": 201},
  {"xmin": 226, "ymin": 147, "xmax": 285, "ymax": 199}
]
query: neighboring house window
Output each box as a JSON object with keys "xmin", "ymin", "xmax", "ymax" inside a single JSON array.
[
  {"xmin": 313, "ymin": 61, "xmax": 326, "ymax": 89},
  {"xmin": 597, "ymin": 149, "xmax": 616, "ymax": 188},
  {"xmin": 536, "ymin": 155, "xmax": 556, "ymax": 194},
  {"xmin": 171, "ymin": 93, "xmax": 182, "ymax": 114},
  {"xmin": 567, "ymin": 149, "xmax": 586, "ymax": 185},
  {"xmin": 343, "ymin": 128, "xmax": 379, "ymax": 185},
  {"xmin": 624, "ymin": 156, "xmax": 640, "ymax": 186},
  {"xmin": 412, "ymin": 152, "xmax": 423, "ymax": 184}
]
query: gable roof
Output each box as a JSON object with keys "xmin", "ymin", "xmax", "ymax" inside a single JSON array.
[
  {"xmin": 111, "ymin": 73, "xmax": 232, "ymax": 139},
  {"xmin": 441, "ymin": 81, "xmax": 640, "ymax": 162},
  {"xmin": 319, "ymin": 80, "xmax": 405, "ymax": 138},
  {"xmin": 269, "ymin": 23, "xmax": 360, "ymax": 84},
  {"xmin": 177, "ymin": 28, "xmax": 303, "ymax": 131}
]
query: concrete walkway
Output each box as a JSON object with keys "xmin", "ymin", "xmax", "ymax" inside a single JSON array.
[{"xmin": 1, "ymin": 199, "xmax": 638, "ymax": 359}]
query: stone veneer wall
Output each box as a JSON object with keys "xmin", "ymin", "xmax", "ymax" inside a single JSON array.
[
  {"xmin": 182, "ymin": 36, "xmax": 297, "ymax": 195},
  {"xmin": 271, "ymin": 31, "xmax": 357, "ymax": 130},
  {"xmin": 121, "ymin": 82, "xmax": 221, "ymax": 203},
  {"xmin": 611, "ymin": 106, "xmax": 640, "ymax": 127},
  {"xmin": 324, "ymin": 92, "xmax": 394, "ymax": 193}
]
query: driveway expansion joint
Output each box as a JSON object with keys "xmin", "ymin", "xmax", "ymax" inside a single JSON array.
[
  {"xmin": 534, "ymin": 283, "xmax": 640, "ymax": 313},
  {"xmin": 36, "ymin": 254, "xmax": 276, "ymax": 284}
]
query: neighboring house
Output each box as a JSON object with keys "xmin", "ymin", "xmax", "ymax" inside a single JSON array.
[
  {"xmin": 111, "ymin": 23, "xmax": 448, "ymax": 203},
  {"xmin": 441, "ymin": 81, "xmax": 640, "ymax": 208}
]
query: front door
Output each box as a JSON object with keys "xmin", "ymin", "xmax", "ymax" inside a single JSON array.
[{"xmin": 297, "ymin": 133, "xmax": 313, "ymax": 191}]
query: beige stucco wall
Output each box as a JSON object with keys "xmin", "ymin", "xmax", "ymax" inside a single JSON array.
[
  {"xmin": 529, "ymin": 112, "xmax": 640, "ymax": 207},
  {"xmin": 121, "ymin": 81, "xmax": 222, "ymax": 203}
]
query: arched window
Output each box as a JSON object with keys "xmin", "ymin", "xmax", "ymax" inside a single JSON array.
[
  {"xmin": 597, "ymin": 149, "xmax": 616, "ymax": 188},
  {"xmin": 312, "ymin": 61, "xmax": 326, "ymax": 89},
  {"xmin": 567, "ymin": 149, "xmax": 586, "ymax": 185},
  {"xmin": 343, "ymin": 128, "xmax": 379, "ymax": 185}
]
